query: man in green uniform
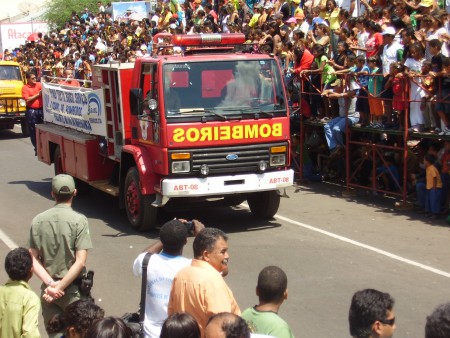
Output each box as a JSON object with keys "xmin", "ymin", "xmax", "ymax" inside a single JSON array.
[
  {"xmin": 0, "ymin": 247, "xmax": 41, "ymax": 338},
  {"xmin": 28, "ymin": 174, "xmax": 92, "ymax": 338}
]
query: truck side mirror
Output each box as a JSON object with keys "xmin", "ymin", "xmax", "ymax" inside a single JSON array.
[{"xmin": 130, "ymin": 88, "xmax": 143, "ymax": 116}]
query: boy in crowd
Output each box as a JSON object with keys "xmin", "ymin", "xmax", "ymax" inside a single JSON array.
[
  {"xmin": 0, "ymin": 247, "xmax": 41, "ymax": 338},
  {"xmin": 416, "ymin": 153, "xmax": 443, "ymax": 218},
  {"xmin": 241, "ymin": 266, "xmax": 294, "ymax": 338}
]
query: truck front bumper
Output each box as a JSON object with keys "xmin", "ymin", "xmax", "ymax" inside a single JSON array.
[{"xmin": 153, "ymin": 169, "xmax": 294, "ymax": 206}]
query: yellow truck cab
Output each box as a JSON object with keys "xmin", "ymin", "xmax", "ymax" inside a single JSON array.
[{"xmin": 0, "ymin": 61, "xmax": 28, "ymax": 136}]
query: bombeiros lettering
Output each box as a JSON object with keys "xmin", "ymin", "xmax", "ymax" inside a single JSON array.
[{"xmin": 173, "ymin": 123, "xmax": 282, "ymax": 142}]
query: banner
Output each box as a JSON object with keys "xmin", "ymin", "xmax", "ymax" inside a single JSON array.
[
  {"xmin": 112, "ymin": 2, "xmax": 151, "ymax": 22},
  {"xmin": 42, "ymin": 82, "xmax": 107, "ymax": 137},
  {"xmin": 0, "ymin": 22, "xmax": 49, "ymax": 51}
]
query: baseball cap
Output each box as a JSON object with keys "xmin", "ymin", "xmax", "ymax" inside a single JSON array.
[
  {"xmin": 286, "ymin": 17, "xmax": 297, "ymax": 24},
  {"xmin": 52, "ymin": 174, "xmax": 76, "ymax": 195},
  {"xmin": 381, "ymin": 26, "xmax": 396, "ymax": 36}
]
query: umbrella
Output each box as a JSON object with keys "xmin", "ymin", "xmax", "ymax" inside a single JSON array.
[{"xmin": 27, "ymin": 33, "xmax": 40, "ymax": 42}]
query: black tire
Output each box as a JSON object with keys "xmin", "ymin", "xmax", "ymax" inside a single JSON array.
[
  {"xmin": 74, "ymin": 178, "xmax": 91, "ymax": 195},
  {"xmin": 124, "ymin": 167, "xmax": 157, "ymax": 231},
  {"xmin": 54, "ymin": 147, "xmax": 63, "ymax": 175},
  {"xmin": 247, "ymin": 190, "xmax": 280, "ymax": 219},
  {"xmin": 223, "ymin": 195, "xmax": 247, "ymax": 207},
  {"xmin": 21, "ymin": 120, "xmax": 29, "ymax": 137}
]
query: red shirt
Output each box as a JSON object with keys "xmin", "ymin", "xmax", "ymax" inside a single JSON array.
[
  {"xmin": 294, "ymin": 48, "xmax": 314, "ymax": 73},
  {"xmin": 22, "ymin": 82, "xmax": 43, "ymax": 109}
]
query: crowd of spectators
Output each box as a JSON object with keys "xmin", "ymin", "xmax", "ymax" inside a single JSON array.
[
  {"xmin": 0, "ymin": 0, "xmax": 448, "ymax": 129},
  {"xmin": 2, "ymin": 0, "xmax": 450, "ymax": 206}
]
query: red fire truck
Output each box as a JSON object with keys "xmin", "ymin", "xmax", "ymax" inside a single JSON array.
[{"xmin": 36, "ymin": 34, "xmax": 294, "ymax": 230}]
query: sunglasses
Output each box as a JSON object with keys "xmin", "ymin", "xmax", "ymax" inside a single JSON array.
[{"xmin": 379, "ymin": 317, "xmax": 395, "ymax": 326}]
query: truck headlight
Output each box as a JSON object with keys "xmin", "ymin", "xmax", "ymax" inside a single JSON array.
[
  {"xmin": 270, "ymin": 154, "xmax": 286, "ymax": 166},
  {"xmin": 19, "ymin": 99, "xmax": 26, "ymax": 107},
  {"xmin": 172, "ymin": 161, "xmax": 190, "ymax": 173},
  {"xmin": 270, "ymin": 145, "xmax": 287, "ymax": 166}
]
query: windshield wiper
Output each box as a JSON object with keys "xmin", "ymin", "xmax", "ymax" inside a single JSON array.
[{"xmin": 172, "ymin": 109, "xmax": 228, "ymax": 121}]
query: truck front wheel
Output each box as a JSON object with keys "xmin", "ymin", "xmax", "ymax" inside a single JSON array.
[
  {"xmin": 247, "ymin": 190, "xmax": 280, "ymax": 219},
  {"xmin": 124, "ymin": 167, "xmax": 157, "ymax": 231}
]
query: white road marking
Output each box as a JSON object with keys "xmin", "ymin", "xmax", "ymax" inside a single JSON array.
[
  {"xmin": 0, "ymin": 229, "xmax": 18, "ymax": 250},
  {"xmin": 241, "ymin": 202, "xmax": 450, "ymax": 279},
  {"xmin": 274, "ymin": 213, "xmax": 450, "ymax": 279}
]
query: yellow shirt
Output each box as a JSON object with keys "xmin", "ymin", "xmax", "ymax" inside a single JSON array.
[
  {"xmin": 0, "ymin": 280, "xmax": 41, "ymax": 338},
  {"xmin": 426, "ymin": 164, "xmax": 443, "ymax": 190},
  {"xmin": 168, "ymin": 259, "xmax": 241, "ymax": 336},
  {"xmin": 326, "ymin": 8, "xmax": 341, "ymax": 30}
]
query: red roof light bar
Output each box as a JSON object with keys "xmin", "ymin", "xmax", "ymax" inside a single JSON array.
[{"xmin": 171, "ymin": 33, "xmax": 246, "ymax": 47}]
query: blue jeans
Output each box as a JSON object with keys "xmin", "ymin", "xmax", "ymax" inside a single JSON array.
[
  {"xmin": 324, "ymin": 116, "xmax": 358, "ymax": 150},
  {"xmin": 26, "ymin": 108, "xmax": 43, "ymax": 151},
  {"xmin": 426, "ymin": 188, "xmax": 442, "ymax": 214}
]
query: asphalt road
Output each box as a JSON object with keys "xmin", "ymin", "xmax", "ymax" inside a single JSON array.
[{"xmin": 1, "ymin": 126, "xmax": 450, "ymax": 338}]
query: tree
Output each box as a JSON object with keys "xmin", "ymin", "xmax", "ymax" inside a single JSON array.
[{"xmin": 41, "ymin": 0, "xmax": 101, "ymax": 30}]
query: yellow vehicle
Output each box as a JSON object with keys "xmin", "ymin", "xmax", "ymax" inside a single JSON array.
[{"xmin": 0, "ymin": 61, "xmax": 28, "ymax": 136}]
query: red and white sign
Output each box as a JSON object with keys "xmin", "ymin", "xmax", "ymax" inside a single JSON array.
[{"xmin": 0, "ymin": 22, "xmax": 49, "ymax": 51}]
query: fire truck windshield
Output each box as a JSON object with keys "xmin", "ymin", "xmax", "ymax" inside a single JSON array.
[{"xmin": 163, "ymin": 60, "xmax": 286, "ymax": 121}]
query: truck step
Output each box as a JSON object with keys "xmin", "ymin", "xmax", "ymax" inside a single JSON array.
[{"xmin": 89, "ymin": 180, "xmax": 119, "ymax": 196}]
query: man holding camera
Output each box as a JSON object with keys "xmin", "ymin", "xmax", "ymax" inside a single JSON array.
[
  {"xmin": 28, "ymin": 174, "xmax": 93, "ymax": 338},
  {"xmin": 133, "ymin": 219, "xmax": 204, "ymax": 338}
]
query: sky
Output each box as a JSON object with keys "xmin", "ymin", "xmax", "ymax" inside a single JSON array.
[{"xmin": 0, "ymin": 1, "xmax": 46, "ymax": 23}]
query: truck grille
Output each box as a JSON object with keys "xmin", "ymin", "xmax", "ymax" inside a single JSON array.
[
  {"xmin": 0, "ymin": 99, "xmax": 24, "ymax": 114},
  {"xmin": 170, "ymin": 142, "xmax": 288, "ymax": 175}
]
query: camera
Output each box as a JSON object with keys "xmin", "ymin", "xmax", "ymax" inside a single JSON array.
[{"xmin": 184, "ymin": 221, "xmax": 194, "ymax": 232}]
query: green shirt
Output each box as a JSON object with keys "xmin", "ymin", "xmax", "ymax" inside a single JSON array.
[
  {"xmin": 315, "ymin": 55, "xmax": 336, "ymax": 85},
  {"xmin": 242, "ymin": 306, "xmax": 295, "ymax": 338},
  {"xmin": 0, "ymin": 280, "xmax": 41, "ymax": 338},
  {"xmin": 29, "ymin": 204, "xmax": 92, "ymax": 278}
]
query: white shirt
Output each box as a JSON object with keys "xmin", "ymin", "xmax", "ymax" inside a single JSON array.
[
  {"xmin": 133, "ymin": 252, "xmax": 191, "ymax": 338},
  {"xmin": 382, "ymin": 41, "xmax": 403, "ymax": 75}
]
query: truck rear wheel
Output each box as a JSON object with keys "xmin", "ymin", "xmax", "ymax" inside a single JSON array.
[
  {"xmin": 247, "ymin": 190, "xmax": 280, "ymax": 219},
  {"xmin": 54, "ymin": 147, "xmax": 63, "ymax": 175},
  {"xmin": 21, "ymin": 120, "xmax": 29, "ymax": 137},
  {"xmin": 124, "ymin": 167, "xmax": 157, "ymax": 231}
]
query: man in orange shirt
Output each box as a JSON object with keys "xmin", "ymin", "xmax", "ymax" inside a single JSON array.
[
  {"xmin": 58, "ymin": 69, "xmax": 81, "ymax": 87},
  {"xmin": 168, "ymin": 228, "xmax": 240, "ymax": 336},
  {"xmin": 21, "ymin": 72, "xmax": 43, "ymax": 155}
]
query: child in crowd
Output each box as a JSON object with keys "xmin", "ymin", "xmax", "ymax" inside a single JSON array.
[
  {"xmin": 300, "ymin": 43, "xmax": 336, "ymax": 121},
  {"xmin": 404, "ymin": 42, "xmax": 426, "ymax": 132},
  {"xmin": 420, "ymin": 61, "xmax": 437, "ymax": 132},
  {"xmin": 376, "ymin": 155, "xmax": 400, "ymax": 192},
  {"xmin": 350, "ymin": 55, "xmax": 370, "ymax": 127},
  {"xmin": 242, "ymin": 266, "xmax": 295, "ymax": 338},
  {"xmin": 424, "ymin": 154, "xmax": 443, "ymax": 219},
  {"xmin": 434, "ymin": 57, "xmax": 450, "ymax": 135},
  {"xmin": 386, "ymin": 62, "xmax": 406, "ymax": 130},
  {"xmin": 440, "ymin": 140, "xmax": 450, "ymax": 214},
  {"xmin": 367, "ymin": 55, "xmax": 384, "ymax": 123}
]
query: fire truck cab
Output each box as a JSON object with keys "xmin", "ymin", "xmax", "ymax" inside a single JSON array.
[{"xmin": 37, "ymin": 34, "xmax": 294, "ymax": 230}]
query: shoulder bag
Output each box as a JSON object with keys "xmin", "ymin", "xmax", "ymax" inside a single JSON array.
[{"xmin": 122, "ymin": 252, "xmax": 152, "ymax": 338}]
